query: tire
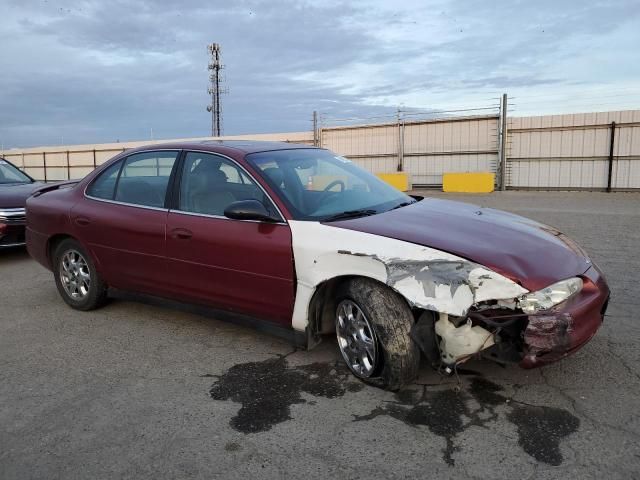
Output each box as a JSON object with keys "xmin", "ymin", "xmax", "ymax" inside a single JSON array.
[
  {"xmin": 336, "ymin": 278, "xmax": 420, "ymax": 390},
  {"xmin": 53, "ymin": 238, "xmax": 108, "ymax": 311}
]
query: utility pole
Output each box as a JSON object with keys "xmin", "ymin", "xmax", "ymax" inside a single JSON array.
[
  {"xmin": 312, "ymin": 111, "xmax": 319, "ymax": 146},
  {"xmin": 397, "ymin": 107, "xmax": 404, "ymax": 171},
  {"xmin": 498, "ymin": 93, "xmax": 508, "ymax": 191},
  {"xmin": 606, "ymin": 121, "xmax": 616, "ymax": 192},
  {"xmin": 207, "ymin": 43, "xmax": 226, "ymax": 137}
]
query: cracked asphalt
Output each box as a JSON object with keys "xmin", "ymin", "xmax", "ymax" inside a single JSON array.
[{"xmin": 1, "ymin": 191, "xmax": 639, "ymax": 479}]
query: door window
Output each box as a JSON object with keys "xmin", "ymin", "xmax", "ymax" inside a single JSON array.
[
  {"xmin": 86, "ymin": 160, "xmax": 123, "ymax": 200},
  {"xmin": 113, "ymin": 151, "xmax": 179, "ymax": 208},
  {"xmin": 178, "ymin": 152, "xmax": 275, "ymax": 217}
]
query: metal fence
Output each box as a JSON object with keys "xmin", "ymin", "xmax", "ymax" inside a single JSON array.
[
  {"xmin": 3, "ymin": 106, "xmax": 640, "ymax": 191},
  {"xmin": 507, "ymin": 110, "xmax": 640, "ymax": 191},
  {"xmin": 319, "ymin": 113, "xmax": 501, "ymax": 187},
  {"xmin": 1, "ymin": 132, "xmax": 314, "ymax": 182}
]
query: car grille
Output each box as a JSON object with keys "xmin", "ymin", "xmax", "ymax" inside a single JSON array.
[{"xmin": 0, "ymin": 208, "xmax": 26, "ymax": 224}]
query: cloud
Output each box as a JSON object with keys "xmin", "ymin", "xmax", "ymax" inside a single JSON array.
[{"xmin": 1, "ymin": 0, "xmax": 639, "ymax": 148}]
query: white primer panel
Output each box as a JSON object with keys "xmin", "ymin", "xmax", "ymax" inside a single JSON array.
[{"xmin": 288, "ymin": 221, "xmax": 527, "ymax": 332}]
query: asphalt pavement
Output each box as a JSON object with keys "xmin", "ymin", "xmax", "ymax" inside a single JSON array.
[{"xmin": 1, "ymin": 191, "xmax": 639, "ymax": 479}]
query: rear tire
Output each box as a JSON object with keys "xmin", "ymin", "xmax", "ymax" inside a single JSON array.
[
  {"xmin": 53, "ymin": 238, "xmax": 108, "ymax": 311},
  {"xmin": 336, "ymin": 278, "xmax": 420, "ymax": 390}
]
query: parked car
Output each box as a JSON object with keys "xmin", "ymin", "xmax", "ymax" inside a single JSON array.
[
  {"xmin": 0, "ymin": 157, "xmax": 43, "ymax": 248},
  {"xmin": 26, "ymin": 141, "xmax": 610, "ymax": 389}
]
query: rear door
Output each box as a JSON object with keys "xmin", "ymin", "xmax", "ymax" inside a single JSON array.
[
  {"xmin": 165, "ymin": 151, "xmax": 295, "ymax": 325},
  {"xmin": 72, "ymin": 150, "xmax": 179, "ymax": 295}
]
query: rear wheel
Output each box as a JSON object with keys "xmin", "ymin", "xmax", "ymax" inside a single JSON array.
[
  {"xmin": 336, "ymin": 278, "xmax": 420, "ymax": 390},
  {"xmin": 53, "ymin": 239, "xmax": 108, "ymax": 311}
]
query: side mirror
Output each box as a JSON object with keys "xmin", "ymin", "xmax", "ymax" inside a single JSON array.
[{"xmin": 223, "ymin": 200, "xmax": 280, "ymax": 222}]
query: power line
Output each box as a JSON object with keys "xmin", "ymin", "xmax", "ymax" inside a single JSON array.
[
  {"xmin": 321, "ymin": 105, "xmax": 499, "ymax": 123},
  {"xmin": 400, "ymin": 106, "xmax": 499, "ymax": 116}
]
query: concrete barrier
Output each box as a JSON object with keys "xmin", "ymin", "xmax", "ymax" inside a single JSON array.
[
  {"xmin": 442, "ymin": 172, "xmax": 495, "ymax": 193},
  {"xmin": 376, "ymin": 173, "xmax": 410, "ymax": 191}
]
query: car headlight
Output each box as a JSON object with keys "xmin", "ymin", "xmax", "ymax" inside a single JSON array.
[{"xmin": 518, "ymin": 277, "xmax": 583, "ymax": 314}]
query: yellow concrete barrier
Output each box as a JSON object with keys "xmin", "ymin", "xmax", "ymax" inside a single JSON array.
[
  {"xmin": 442, "ymin": 172, "xmax": 495, "ymax": 193},
  {"xmin": 376, "ymin": 172, "xmax": 410, "ymax": 192}
]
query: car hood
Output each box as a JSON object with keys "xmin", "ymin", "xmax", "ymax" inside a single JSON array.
[
  {"xmin": 329, "ymin": 197, "xmax": 591, "ymax": 292},
  {"xmin": 0, "ymin": 182, "xmax": 44, "ymax": 208}
]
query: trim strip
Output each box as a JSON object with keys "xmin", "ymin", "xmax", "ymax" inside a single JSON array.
[
  {"xmin": 168, "ymin": 208, "xmax": 287, "ymax": 225},
  {"xmin": 0, "ymin": 208, "xmax": 26, "ymax": 216},
  {"xmin": 84, "ymin": 195, "xmax": 169, "ymax": 212},
  {"xmin": 0, "ymin": 242, "xmax": 26, "ymax": 248},
  {"xmin": 0, "ymin": 207, "xmax": 26, "ymax": 223}
]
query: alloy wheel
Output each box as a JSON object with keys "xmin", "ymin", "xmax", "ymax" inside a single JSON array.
[
  {"xmin": 59, "ymin": 249, "xmax": 91, "ymax": 300},
  {"xmin": 336, "ymin": 299, "xmax": 379, "ymax": 378}
]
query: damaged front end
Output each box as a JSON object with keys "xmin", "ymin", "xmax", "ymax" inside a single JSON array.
[
  {"xmin": 289, "ymin": 220, "xmax": 609, "ymax": 371},
  {"xmin": 410, "ymin": 265, "xmax": 610, "ymax": 371}
]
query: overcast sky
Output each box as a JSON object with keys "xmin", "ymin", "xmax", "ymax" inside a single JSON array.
[{"xmin": 1, "ymin": 0, "xmax": 639, "ymax": 148}]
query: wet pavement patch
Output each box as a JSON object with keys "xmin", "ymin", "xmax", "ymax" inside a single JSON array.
[
  {"xmin": 506, "ymin": 402, "xmax": 580, "ymax": 466},
  {"xmin": 208, "ymin": 356, "xmax": 364, "ymax": 434},
  {"xmin": 354, "ymin": 388, "xmax": 466, "ymax": 465},
  {"xmin": 354, "ymin": 376, "xmax": 579, "ymax": 467}
]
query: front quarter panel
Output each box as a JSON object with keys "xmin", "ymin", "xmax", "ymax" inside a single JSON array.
[{"xmin": 289, "ymin": 221, "xmax": 528, "ymax": 332}]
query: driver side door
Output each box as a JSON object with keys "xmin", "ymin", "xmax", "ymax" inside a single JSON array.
[{"xmin": 164, "ymin": 151, "xmax": 295, "ymax": 325}]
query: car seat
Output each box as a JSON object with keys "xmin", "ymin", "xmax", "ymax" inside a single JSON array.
[{"xmin": 188, "ymin": 159, "xmax": 236, "ymax": 216}]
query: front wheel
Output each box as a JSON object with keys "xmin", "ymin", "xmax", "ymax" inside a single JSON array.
[
  {"xmin": 336, "ymin": 278, "xmax": 420, "ymax": 390},
  {"xmin": 53, "ymin": 238, "xmax": 108, "ymax": 311}
]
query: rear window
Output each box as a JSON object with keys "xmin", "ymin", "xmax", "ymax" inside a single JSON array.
[
  {"xmin": 114, "ymin": 152, "xmax": 178, "ymax": 208},
  {"xmin": 86, "ymin": 161, "xmax": 122, "ymax": 200},
  {"xmin": 86, "ymin": 151, "xmax": 179, "ymax": 208}
]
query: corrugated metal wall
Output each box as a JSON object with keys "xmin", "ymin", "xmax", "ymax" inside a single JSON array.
[
  {"xmin": 320, "ymin": 124, "xmax": 399, "ymax": 174},
  {"xmin": 321, "ymin": 115, "xmax": 499, "ymax": 186},
  {"xmin": 1, "ymin": 132, "xmax": 313, "ymax": 181},
  {"xmin": 507, "ymin": 110, "xmax": 640, "ymax": 190},
  {"xmin": 3, "ymin": 109, "xmax": 640, "ymax": 190}
]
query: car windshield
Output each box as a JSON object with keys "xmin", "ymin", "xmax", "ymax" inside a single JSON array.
[
  {"xmin": 0, "ymin": 159, "xmax": 32, "ymax": 184},
  {"xmin": 246, "ymin": 149, "xmax": 414, "ymax": 221}
]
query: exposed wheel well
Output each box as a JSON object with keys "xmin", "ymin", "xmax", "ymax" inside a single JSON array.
[{"xmin": 307, "ymin": 275, "xmax": 417, "ymax": 338}]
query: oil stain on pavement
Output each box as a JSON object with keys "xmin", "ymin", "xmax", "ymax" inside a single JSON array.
[
  {"xmin": 208, "ymin": 358, "xmax": 578, "ymax": 467},
  {"xmin": 354, "ymin": 376, "xmax": 580, "ymax": 467},
  {"xmin": 208, "ymin": 355, "xmax": 363, "ymax": 433}
]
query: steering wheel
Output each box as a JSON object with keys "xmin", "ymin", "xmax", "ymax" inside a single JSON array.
[
  {"xmin": 322, "ymin": 180, "xmax": 345, "ymax": 193},
  {"xmin": 313, "ymin": 179, "xmax": 345, "ymax": 208}
]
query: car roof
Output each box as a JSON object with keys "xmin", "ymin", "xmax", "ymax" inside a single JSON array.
[{"xmin": 127, "ymin": 140, "xmax": 318, "ymax": 155}]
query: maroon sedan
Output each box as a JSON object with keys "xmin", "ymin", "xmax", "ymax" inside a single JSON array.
[
  {"xmin": 26, "ymin": 141, "xmax": 609, "ymax": 389},
  {"xmin": 0, "ymin": 158, "xmax": 43, "ymax": 248}
]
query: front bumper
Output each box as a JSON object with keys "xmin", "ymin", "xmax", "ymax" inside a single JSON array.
[
  {"xmin": 0, "ymin": 223, "xmax": 26, "ymax": 247},
  {"xmin": 520, "ymin": 265, "xmax": 609, "ymax": 368},
  {"xmin": 0, "ymin": 208, "xmax": 27, "ymax": 247}
]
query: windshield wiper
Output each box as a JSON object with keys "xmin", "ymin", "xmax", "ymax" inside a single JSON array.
[
  {"xmin": 323, "ymin": 209, "xmax": 378, "ymax": 222},
  {"xmin": 389, "ymin": 200, "xmax": 416, "ymax": 211}
]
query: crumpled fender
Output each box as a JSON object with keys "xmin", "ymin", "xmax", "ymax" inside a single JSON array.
[{"xmin": 289, "ymin": 221, "xmax": 528, "ymax": 331}]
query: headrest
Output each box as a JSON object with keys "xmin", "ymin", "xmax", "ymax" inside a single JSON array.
[{"xmin": 263, "ymin": 167, "xmax": 283, "ymax": 187}]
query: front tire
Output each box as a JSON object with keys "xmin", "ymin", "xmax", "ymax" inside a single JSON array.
[
  {"xmin": 53, "ymin": 238, "xmax": 108, "ymax": 311},
  {"xmin": 336, "ymin": 278, "xmax": 420, "ymax": 390}
]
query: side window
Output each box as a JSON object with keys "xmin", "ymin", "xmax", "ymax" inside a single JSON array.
[
  {"xmin": 86, "ymin": 160, "xmax": 122, "ymax": 200},
  {"xmin": 178, "ymin": 152, "xmax": 273, "ymax": 217},
  {"xmin": 114, "ymin": 151, "xmax": 178, "ymax": 208}
]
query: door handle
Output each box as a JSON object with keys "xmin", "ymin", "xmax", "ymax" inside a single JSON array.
[
  {"xmin": 75, "ymin": 217, "xmax": 91, "ymax": 226},
  {"xmin": 170, "ymin": 228, "xmax": 193, "ymax": 240}
]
